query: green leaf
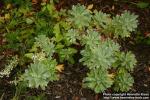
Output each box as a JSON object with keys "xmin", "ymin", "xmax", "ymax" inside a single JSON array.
[
  {"xmin": 26, "ymin": 18, "xmax": 33, "ymax": 24},
  {"xmin": 46, "ymin": 4, "xmax": 55, "ymax": 15},
  {"xmin": 25, "ymin": 53, "xmax": 34, "ymax": 59},
  {"xmin": 58, "ymin": 48, "xmax": 77, "ymax": 64},
  {"xmin": 53, "ymin": 23, "xmax": 63, "ymax": 42},
  {"xmin": 136, "ymin": 2, "xmax": 149, "ymax": 9},
  {"xmin": 55, "ymin": 43, "xmax": 64, "ymax": 50}
]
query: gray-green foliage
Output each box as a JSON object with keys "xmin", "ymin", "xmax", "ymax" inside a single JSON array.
[
  {"xmin": 111, "ymin": 52, "xmax": 136, "ymax": 92},
  {"xmin": 80, "ymin": 31, "xmax": 125, "ymax": 92},
  {"xmin": 80, "ymin": 34, "xmax": 136, "ymax": 93},
  {"xmin": 77, "ymin": 5, "xmax": 138, "ymax": 93},
  {"xmin": 83, "ymin": 69, "xmax": 113, "ymax": 93},
  {"xmin": 80, "ymin": 38, "xmax": 120, "ymax": 70},
  {"xmin": 80, "ymin": 31, "xmax": 137, "ymax": 93},
  {"xmin": 113, "ymin": 52, "xmax": 137, "ymax": 71},
  {"xmin": 68, "ymin": 4, "xmax": 92, "ymax": 29},
  {"xmin": 81, "ymin": 30, "xmax": 100, "ymax": 47},
  {"xmin": 2, "ymin": 2, "xmax": 138, "ymax": 94},
  {"xmin": 64, "ymin": 29, "xmax": 79, "ymax": 46},
  {"xmin": 23, "ymin": 35, "xmax": 58, "ymax": 89},
  {"xmin": 23, "ymin": 31, "xmax": 77, "ymax": 89},
  {"xmin": 92, "ymin": 11, "xmax": 138, "ymax": 37},
  {"xmin": 34, "ymin": 35, "xmax": 55, "ymax": 57},
  {"xmin": 111, "ymin": 11, "xmax": 138, "ymax": 37},
  {"xmin": 114, "ymin": 71, "xmax": 134, "ymax": 92},
  {"xmin": 93, "ymin": 10, "xmax": 111, "ymax": 29},
  {"xmin": 23, "ymin": 59, "xmax": 58, "ymax": 90}
]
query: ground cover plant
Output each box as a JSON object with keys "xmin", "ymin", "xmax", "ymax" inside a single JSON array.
[{"xmin": 1, "ymin": 0, "xmax": 149, "ymax": 99}]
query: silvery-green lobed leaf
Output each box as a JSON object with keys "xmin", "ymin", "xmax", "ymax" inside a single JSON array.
[
  {"xmin": 23, "ymin": 59, "xmax": 58, "ymax": 90},
  {"xmin": 35, "ymin": 35, "xmax": 55, "ymax": 57},
  {"xmin": 83, "ymin": 69, "xmax": 113, "ymax": 93},
  {"xmin": 68, "ymin": 4, "xmax": 92, "ymax": 29},
  {"xmin": 64, "ymin": 29, "xmax": 79, "ymax": 45},
  {"xmin": 112, "ymin": 11, "xmax": 138, "ymax": 38},
  {"xmin": 113, "ymin": 51, "xmax": 137, "ymax": 71},
  {"xmin": 93, "ymin": 10, "xmax": 111, "ymax": 29},
  {"xmin": 81, "ymin": 30, "xmax": 100, "ymax": 47},
  {"xmin": 80, "ymin": 39, "xmax": 120, "ymax": 70},
  {"xmin": 114, "ymin": 72, "xmax": 134, "ymax": 92}
]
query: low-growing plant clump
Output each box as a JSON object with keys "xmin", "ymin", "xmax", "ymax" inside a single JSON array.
[{"xmin": 0, "ymin": 0, "xmax": 138, "ymax": 98}]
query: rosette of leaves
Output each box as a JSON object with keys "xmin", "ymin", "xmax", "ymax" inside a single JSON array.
[
  {"xmin": 113, "ymin": 52, "xmax": 137, "ymax": 71},
  {"xmin": 57, "ymin": 48, "xmax": 77, "ymax": 64},
  {"xmin": 93, "ymin": 10, "xmax": 111, "ymax": 29},
  {"xmin": 64, "ymin": 29, "xmax": 79, "ymax": 46},
  {"xmin": 101, "ymin": 39, "xmax": 120, "ymax": 53},
  {"xmin": 111, "ymin": 11, "xmax": 138, "ymax": 38},
  {"xmin": 114, "ymin": 71, "xmax": 134, "ymax": 92},
  {"xmin": 68, "ymin": 4, "xmax": 92, "ymax": 29},
  {"xmin": 83, "ymin": 69, "xmax": 113, "ymax": 93},
  {"xmin": 80, "ymin": 39, "xmax": 120, "ymax": 70},
  {"xmin": 34, "ymin": 35, "xmax": 55, "ymax": 57},
  {"xmin": 81, "ymin": 30, "xmax": 100, "ymax": 47},
  {"xmin": 23, "ymin": 59, "xmax": 58, "ymax": 90}
]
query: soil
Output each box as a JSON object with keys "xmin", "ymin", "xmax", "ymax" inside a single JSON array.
[{"xmin": 0, "ymin": 0, "xmax": 150, "ymax": 100}]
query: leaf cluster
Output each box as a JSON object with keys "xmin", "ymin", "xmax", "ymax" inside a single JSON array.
[
  {"xmin": 68, "ymin": 4, "xmax": 92, "ymax": 29},
  {"xmin": 1, "ymin": 1, "xmax": 138, "ymax": 94},
  {"xmin": 23, "ymin": 59, "xmax": 58, "ymax": 90}
]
